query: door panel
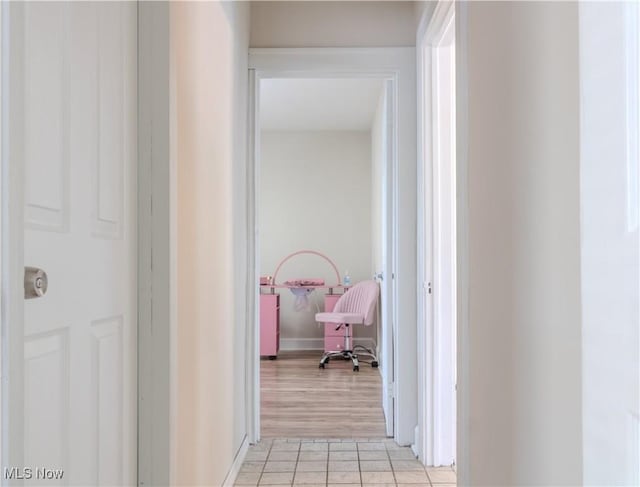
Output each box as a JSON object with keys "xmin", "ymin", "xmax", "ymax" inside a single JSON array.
[
  {"xmin": 23, "ymin": 3, "xmax": 69, "ymax": 233},
  {"xmin": 91, "ymin": 316, "xmax": 124, "ymax": 486},
  {"xmin": 24, "ymin": 331, "xmax": 69, "ymax": 486},
  {"xmin": 95, "ymin": 2, "xmax": 124, "ymax": 239},
  {"xmin": 7, "ymin": 2, "xmax": 137, "ymax": 485}
]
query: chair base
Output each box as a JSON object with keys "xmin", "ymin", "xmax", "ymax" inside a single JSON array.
[{"xmin": 319, "ymin": 345, "xmax": 378, "ymax": 372}]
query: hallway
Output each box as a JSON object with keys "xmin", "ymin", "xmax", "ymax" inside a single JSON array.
[
  {"xmin": 261, "ymin": 352, "xmax": 386, "ymax": 438},
  {"xmin": 3, "ymin": 1, "xmax": 639, "ymax": 486},
  {"xmin": 236, "ymin": 439, "xmax": 456, "ymax": 486}
]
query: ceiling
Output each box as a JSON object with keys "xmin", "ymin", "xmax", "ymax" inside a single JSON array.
[{"xmin": 260, "ymin": 78, "xmax": 384, "ymax": 131}]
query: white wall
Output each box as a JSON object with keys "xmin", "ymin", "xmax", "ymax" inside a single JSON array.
[
  {"xmin": 250, "ymin": 1, "xmax": 416, "ymax": 48},
  {"xmin": 171, "ymin": 1, "xmax": 250, "ymax": 485},
  {"xmin": 414, "ymin": 0, "xmax": 436, "ymax": 29},
  {"xmin": 457, "ymin": 2, "xmax": 582, "ymax": 485},
  {"xmin": 260, "ymin": 131, "xmax": 375, "ymax": 345},
  {"xmin": 579, "ymin": 3, "xmax": 640, "ymax": 485},
  {"xmin": 229, "ymin": 0, "xmax": 252, "ymax": 458}
]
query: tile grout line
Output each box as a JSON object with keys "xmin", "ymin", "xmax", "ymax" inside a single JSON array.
[
  {"xmin": 356, "ymin": 441, "xmax": 363, "ymax": 487},
  {"xmin": 325, "ymin": 441, "xmax": 329, "ymax": 487},
  {"xmin": 384, "ymin": 441, "xmax": 398, "ymax": 487},
  {"xmin": 255, "ymin": 442, "xmax": 269, "ymax": 487},
  {"xmin": 293, "ymin": 442, "xmax": 300, "ymax": 487}
]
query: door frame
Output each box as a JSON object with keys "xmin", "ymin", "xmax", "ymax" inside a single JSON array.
[
  {"xmin": 0, "ymin": 0, "xmax": 3, "ymax": 466},
  {"xmin": 137, "ymin": 2, "xmax": 174, "ymax": 486},
  {"xmin": 416, "ymin": 0, "xmax": 458, "ymax": 467},
  {"xmin": 1, "ymin": 1, "xmax": 26, "ymax": 472},
  {"xmin": 379, "ymin": 78, "xmax": 396, "ymax": 438},
  {"xmin": 246, "ymin": 47, "xmax": 417, "ymax": 445}
]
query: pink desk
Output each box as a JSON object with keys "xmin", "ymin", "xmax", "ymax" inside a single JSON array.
[
  {"xmin": 260, "ymin": 249, "xmax": 349, "ymax": 358},
  {"xmin": 259, "ymin": 285, "xmax": 349, "ymax": 358}
]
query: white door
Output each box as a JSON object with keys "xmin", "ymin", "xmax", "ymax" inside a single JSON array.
[
  {"xmin": 4, "ymin": 2, "xmax": 137, "ymax": 485},
  {"xmin": 376, "ymin": 80, "xmax": 395, "ymax": 437}
]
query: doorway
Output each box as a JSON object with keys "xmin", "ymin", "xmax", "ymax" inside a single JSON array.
[
  {"xmin": 256, "ymin": 76, "xmax": 392, "ymax": 439},
  {"xmin": 258, "ymin": 77, "xmax": 393, "ymax": 438},
  {"xmin": 246, "ymin": 48, "xmax": 417, "ymax": 445}
]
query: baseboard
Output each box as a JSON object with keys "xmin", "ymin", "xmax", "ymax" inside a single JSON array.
[
  {"xmin": 353, "ymin": 337, "xmax": 377, "ymax": 351},
  {"xmin": 280, "ymin": 338, "xmax": 324, "ymax": 350},
  {"xmin": 222, "ymin": 434, "xmax": 249, "ymax": 487},
  {"xmin": 411, "ymin": 425, "xmax": 420, "ymax": 458},
  {"xmin": 280, "ymin": 337, "xmax": 377, "ymax": 351}
]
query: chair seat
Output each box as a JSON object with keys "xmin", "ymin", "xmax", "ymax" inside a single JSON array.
[{"xmin": 315, "ymin": 312, "xmax": 364, "ymax": 324}]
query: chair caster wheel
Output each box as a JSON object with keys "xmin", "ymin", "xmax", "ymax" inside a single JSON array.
[
  {"xmin": 371, "ymin": 361, "xmax": 379, "ymax": 368},
  {"xmin": 319, "ymin": 363, "xmax": 325, "ymax": 369},
  {"xmin": 353, "ymin": 365, "xmax": 359, "ymax": 372}
]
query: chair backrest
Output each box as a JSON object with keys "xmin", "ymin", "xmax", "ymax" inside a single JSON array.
[{"xmin": 333, "ymin": 280, "xmax": 379, "ymax": 326}]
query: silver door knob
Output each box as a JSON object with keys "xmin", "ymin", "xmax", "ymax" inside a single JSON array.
[{"xmin": 24, "ymin": 266, "xmax": 48, "ymax": 299}]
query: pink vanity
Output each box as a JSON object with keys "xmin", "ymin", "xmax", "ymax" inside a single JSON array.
[{"xmin": 260, "ymin": 250, "xmax": 348, "ymax": 359}]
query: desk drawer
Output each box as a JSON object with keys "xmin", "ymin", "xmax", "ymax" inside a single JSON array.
[
  {"xmin": 324, "ymin": 335, "xmax": 345, "ymax": 352},
  {"xmin": 260, "ymin": 293, "xmax": 280, "ymax": 357},
  {"xmin": 324, "ymin": 323, "xmax": 346, "ymax": 336}
]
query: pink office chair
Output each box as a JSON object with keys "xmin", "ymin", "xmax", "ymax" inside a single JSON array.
[{"xmin": 315, "ymin": 280, "xmax": 379, "ymax": 372}]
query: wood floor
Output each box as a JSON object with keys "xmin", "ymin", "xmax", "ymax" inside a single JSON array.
[{"xmin": 261, "ymin": 351, "xmax": 387, "ymax": 438}]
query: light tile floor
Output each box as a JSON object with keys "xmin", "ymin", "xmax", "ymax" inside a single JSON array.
[{"xmin": 236, "ymin": 438, "xmax": 456, "ymax": 487}]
